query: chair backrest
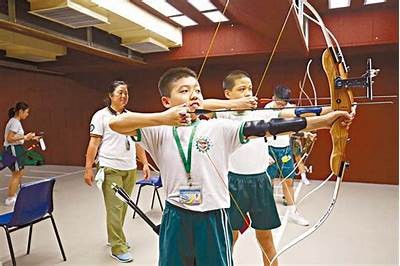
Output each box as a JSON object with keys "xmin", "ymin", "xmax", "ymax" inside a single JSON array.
[
  {"xmin": 154, "ymin": 175, "xmax": 162, "ymax": 187},
  {"xmin": 8, "ymin": 178, "xmax": 56, "ymax": 227}
]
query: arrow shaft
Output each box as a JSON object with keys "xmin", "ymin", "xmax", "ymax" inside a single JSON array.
[
  {"xmin": 260, "ymin": 95, "xmax": 397, "ymax": 102},
  {"xmin": 192, "ymin": 100, "xmax": 394, "ymax": 114}
]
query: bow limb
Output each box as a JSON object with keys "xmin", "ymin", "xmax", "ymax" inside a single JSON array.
[
  {"xmin": 271, "ymin": 1, "xmax": 351, "ymax": 264},
  {"xmin": 307, "ymin": 62, "xmax": 318, "ymax": 106},
  {"xmin": 295, "ymin": 1, "xmax": 354, "ymax": 205},
  {"xmin": 294, "ymin": 137, "xmax": 337, "ymax": 207},
  {"xmin": 297, "ymin": 59, "xmax": 319, "ymax": 107},
  {"xmin": 297, "ymin": 62, "xmax": 309, "ymax": 106},
  {"xmin": 296, "ymin": 172, "xmax": 334, "ymax": 206},
  {"xmin": 270, "ymin": 161, "xmax": 348, "ymax": 265},
  {"xmin": 297, "ymin": 60, "xmax": 314, "ymax": 106},
  {"xmin": 301, "ymin": 0, "xmax": 353, "ymax": 176}
]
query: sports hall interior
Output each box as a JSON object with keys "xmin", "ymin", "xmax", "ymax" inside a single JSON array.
[{"xmin": 0, "ymin": 0, "xmax": 398, "ymax": 265}]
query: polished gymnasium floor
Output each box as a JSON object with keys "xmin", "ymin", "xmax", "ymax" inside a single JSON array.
[{"xmin": 0, "ymin": 165, "xmax": 398, "ymax": 266}]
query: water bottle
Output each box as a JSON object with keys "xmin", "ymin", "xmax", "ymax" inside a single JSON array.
[{"xmin": 39, "ymin": 138, "xmax": 46, "ymax": 151}]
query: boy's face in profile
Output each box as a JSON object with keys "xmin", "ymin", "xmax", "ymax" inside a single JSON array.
[
  {"xmin": 161, "ymin": 76, "xmax": 204, "ymax": 113},
  {"xmin": 224, "ymin": 76, "xmax": 253, "ymax": 100},
  {"xmin": 272, "ymin": 95, "xmax": 288, "ymax": 109}
]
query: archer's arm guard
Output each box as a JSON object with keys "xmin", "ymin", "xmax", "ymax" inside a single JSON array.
[
  {"xmin": 242, "ymin": 117, "xmax": 307, "ymax": 138},
  {"xmin": 295, "ymin": 107, "xmax": 322, "ymax": 117}
]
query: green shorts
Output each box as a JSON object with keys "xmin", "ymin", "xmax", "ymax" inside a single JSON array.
[
  {"xmin": 159, "ymin": 202, "xmax": 233, "ymax": 266},
  {"xmin": 227, "ymin": 172, "xmax": 281, "ymax": 230},
  {"xmin": 267, "ymin": 146, "xmax": 296, "ymax": 179},
  {"xmin": 4, "ymin": 145, "xmax": 26, "ymax": 172}
]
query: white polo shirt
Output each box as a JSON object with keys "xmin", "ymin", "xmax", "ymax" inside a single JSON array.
[
  {"xmin": 90, "ymin": 107, "xmax": 137, "ymax": 170},
  {"xmin": 217, "ymin": 110, "xmax": 274, "ymax": 175},
  {"xmin": 136, "ymin": 119, "xmax": 246, "ymax": 212},
  {"xmin": 264, "ymin": 102, "xmax": 294, "ymax": 147}
]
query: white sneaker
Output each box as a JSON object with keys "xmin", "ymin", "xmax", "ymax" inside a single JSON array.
[
  {"xmin": 288, "ymin": 211, "xmax": 309, "ymax": 226},
  {"xmin": 300, "ymin": 173, "xmax": 310, "ymax": 185},
  {"xmin": 301, "ymin": 176, "xmax": 310, "ymax": 185},
  {"xmin": 5, "ymin": 196, "xmax": 17, "ymax": 206},
  {"xmin": 111, "ymin": 252, "xmax": 133, "ymax": 263}
]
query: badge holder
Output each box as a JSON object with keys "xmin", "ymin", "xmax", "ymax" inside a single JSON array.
[{"xmin": 179, "ymin": 177, "xmax": 202, "ymax": 206}]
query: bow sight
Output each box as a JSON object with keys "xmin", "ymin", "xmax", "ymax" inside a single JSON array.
[{"xmin": 334, "ymin": 58, "xmax": 380, "ymax": 100}]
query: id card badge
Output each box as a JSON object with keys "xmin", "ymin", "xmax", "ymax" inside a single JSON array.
[
  {"xmin": 179, "ymin": 184, "xmax": 202, "ymax": 205},
  {"xmin": 281, "ymin": 155, "xmax": 291, "ymax": 163}
]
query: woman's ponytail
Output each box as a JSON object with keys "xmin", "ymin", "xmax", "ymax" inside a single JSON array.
[{"xmin": 8, "ymin": 107, "xmax": 15, "ymax": 119}]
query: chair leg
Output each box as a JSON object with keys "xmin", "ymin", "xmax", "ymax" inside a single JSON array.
[
  {"xmin": 133, "ymin": 186, "xmax": 142, "ymax": 219},
  {"xmin": 3, "ymin": 226, "xmax": 16, "ymax": 266},
  {"xmin": 150, "ymin": 188, "xmax": 156, "ymax": 209},
  {"xmin": 155, "ymin": 188, "xmax": 164, "ymax": 211},
  {"xmin": 50, "ymin": 215, "xmax": 67, "ymax": 261},
  {"xmin": 27, "ymin": 224, "xmax": 33, "ymax": 254}
]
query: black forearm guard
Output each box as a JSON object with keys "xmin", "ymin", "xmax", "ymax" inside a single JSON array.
[{"xmin": 243, "ymin": 117, "xmax": 307, "ymax": 138}]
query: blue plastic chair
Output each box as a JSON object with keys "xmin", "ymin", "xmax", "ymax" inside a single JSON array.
[
  {"xmin": 0, "ymin": 178, "xmax": 66, "ymax": 266},
  {"xmin": 133, "ymin": 175, "xmax": 163, "ymax": 219}
]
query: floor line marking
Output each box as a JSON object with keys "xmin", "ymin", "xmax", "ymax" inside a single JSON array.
[
  {"xmin": 29, "ymin": 170, "xmax": 68, "ymax": 174},
  {"xmin": 53, "ymin": 169, "xmax": 85, "ymax": 178},
  {"xmin": 0, "ymin": 169, "xmax": 85, "ymax": 192},
  {"xmin": 5, "ymin": 174, "xmax": 45, "ymax": 180}
]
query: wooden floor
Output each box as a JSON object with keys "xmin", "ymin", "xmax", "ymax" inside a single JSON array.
[{"xmin": 0, "ymin": 165, "xmax": 398, "ymax": 265}]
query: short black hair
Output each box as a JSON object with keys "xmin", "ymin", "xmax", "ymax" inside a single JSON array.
[
  {"xmin": 158, "ymin": 67, "xmax": 197, "ymax": 97},
  {"xmin": 274, "ymin": 85, "xmax": 291, "ymax": 101},
  {"xmin": 223, "ymin": 70, "xmax": 251, "ymax": 90},
  {"xmin": 108, "ymin": 80, "xmax": 127, "ymax": 94},
  {"xmin": 104, "ymin": 80, "xmax": 127, "ymax": 105}
]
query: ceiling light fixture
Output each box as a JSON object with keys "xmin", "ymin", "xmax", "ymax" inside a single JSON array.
[
  {"xmin": 170, "ymin": 15, "xmax": 198, "ymax": 27},
  {"xmin": 143, "ymin": 0, "xmax": 182, "ymax": 16},
  {"xmin": 187, "ymin": 0, "xmax": 217, "ymax": 12},
  {"xmin": 328, "ymin": 0, "xmax": 351, "ymax": 9},
  {"xmin": 202, "ymin": 10, "xmax": 229, "ymax": 23},
  {"xmin": 364, "ymin": 0, "xmax": 386, "ymax": 5}
]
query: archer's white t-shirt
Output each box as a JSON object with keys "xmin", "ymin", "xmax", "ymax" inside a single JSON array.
[
  {"xmin": 264, "ymin": 102, "xmax": 294, "ymax": 147},
  {"xmin": 136, "ymin": 119, "xmax": 246, "ymax": 212},
  {"xmin": 216, "ymin": 110, "xmax": 274, "ymax": 174}
]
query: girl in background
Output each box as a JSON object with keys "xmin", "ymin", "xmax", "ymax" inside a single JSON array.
[{"xmin": 3, "ymin": 102, "xmax": 39, "ymax": 206}]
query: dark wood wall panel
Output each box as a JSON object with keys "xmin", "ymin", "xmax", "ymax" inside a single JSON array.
[
  {"xmin": 111, "ymin": 51, "xmax": 398, "ymax": 185},
  {"xmin": 1, "ymin": 49, "xmax": 397, "ymax": 184},
  {"xmin": 309, "ymin": 8, "xmax": 398, "ymax": 49},
  {"xmin": 0, "ymin": 68, "xmax": 104, "ymax": 166}
]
